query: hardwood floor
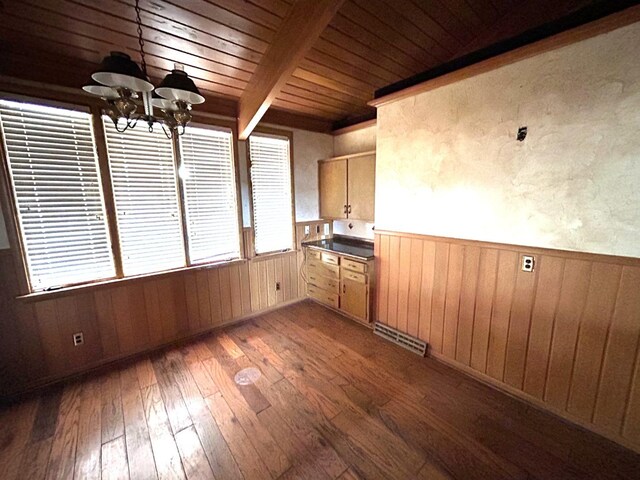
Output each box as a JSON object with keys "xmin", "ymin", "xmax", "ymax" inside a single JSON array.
[{"xmin": 1, "ymin": 300, "xmax": 639, "ymax": 479}]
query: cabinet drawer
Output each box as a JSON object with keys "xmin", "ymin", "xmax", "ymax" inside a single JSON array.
[
  {"xmin": 308, "ymin": 284, "xmax": 339, "ymax": 308},
  {"xmin": 342, "ymin": 258, "xmax": 366, "ymax": 273},
  {"xmin": 308, "ymin": 259, "xmax": 339, "ymax": 279},
  {"xmin": 342, "ymin": 270, "xmax": 366, "ymax": 284},
  {"xmin": 321, "ymin": 252, "xmax": 340, "ymax": 266},
  {"xmin": 307, "ymin": 249, "xmax": 321, "ymax": 260},
  {"xmin": 308, "ymin": 273, "xmax": 339, "ymax": 293}
]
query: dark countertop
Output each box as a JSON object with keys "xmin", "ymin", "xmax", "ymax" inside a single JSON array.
[{"xmin": 302, "ymin": 235, "xmax": 374, "ymax": 260}]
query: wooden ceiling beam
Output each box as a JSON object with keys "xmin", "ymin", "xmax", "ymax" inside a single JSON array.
[{"xmin": 237, "ymin": 0, "xmax": 345, "ymax": 139}]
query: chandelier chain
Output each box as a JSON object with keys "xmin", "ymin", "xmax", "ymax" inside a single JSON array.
[{"xmin": 135, "ymin": 0, "xmax": 148, "ymax": 79}]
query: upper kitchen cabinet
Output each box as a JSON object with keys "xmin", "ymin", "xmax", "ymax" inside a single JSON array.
[
  {"xmin": 319, "ymin": 151, "xmax": 375, "ymax": 221},
  {"xmin": 319, "ymin": 158, "xmax": 347, "ymax": 219}
]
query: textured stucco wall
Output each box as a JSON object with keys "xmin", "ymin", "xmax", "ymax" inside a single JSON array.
[
  {"xmin": 376, "ymin": 22, "xmax": 640, "ymax": 258},
  {"xmin": 333, "ymin": 124, "xmax": 376, "ymax": 157},
  {"xmin": 239, "ymin": 127, "xmax": 333, "ymax": 226},
  {"xmin": 292, "ymin": 129, "xmax": 334, "ymax": 221}
]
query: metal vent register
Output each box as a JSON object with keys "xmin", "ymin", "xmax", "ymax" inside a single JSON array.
[{"xmin": 374, "ymin": 323, "xmax": 428, "ymax": 356}]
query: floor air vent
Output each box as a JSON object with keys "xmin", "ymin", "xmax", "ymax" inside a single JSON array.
[{"xmin": 373, "ymin": 322, "xmax": 428, "ymax": 356}]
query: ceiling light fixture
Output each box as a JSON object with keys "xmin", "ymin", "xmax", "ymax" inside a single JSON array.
[{"xmin": 82, "ymin": 0, "xmax": 204, "ymax": 138}]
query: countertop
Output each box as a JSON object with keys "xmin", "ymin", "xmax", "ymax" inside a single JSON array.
[{"xmin": 302, "ymin": 235, "xmax": 374, "ymax": 260}]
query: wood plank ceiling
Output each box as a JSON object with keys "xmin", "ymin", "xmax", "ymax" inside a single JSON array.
[{"xmin": 0, "ymin": 0, "xmax": 603, "ymax": 132}]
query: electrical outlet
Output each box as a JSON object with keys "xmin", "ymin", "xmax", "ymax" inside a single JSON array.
[
  {"xmin": 304, "ymin": 225, "xmax": 310, "ymax": 235},
  {"xmin": 316, "ymin": 225, "xmax": 320, "ymax": 234},
  {"xmin": 522, "ymin": 255, "xmax": 534, "ymax": 272},
  {"xmin": 73, "ymin": 332, "xmax": 84, "ymax": 346},
  {"xmin": 275, "ymin": 282, "xmax": 281, "ymax": 291},
  {"xmin": 323, "ymin": 223, "xmax": 330, "ymax": 236}
]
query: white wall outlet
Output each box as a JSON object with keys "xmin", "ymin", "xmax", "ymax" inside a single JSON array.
[
  {"xmin": 304, "ymin": 225, "xmax": 310, "ymax": 235},
  {"xmin": 323, "ymin": 223, "xmax": 330, "ymax": 236},
  {"xmin": 522, "ymin": 255, "xmax": 535, "ymax": 272},
  {"xmin": 73, "ymin": 332, "xmax": 84, "ymax": 346}
]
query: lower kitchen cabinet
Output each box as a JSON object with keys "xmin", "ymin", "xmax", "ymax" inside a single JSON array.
[
  {"xmin": 340, "ymin": 277, "xmax": 368, "ymax": 320},
  {"xmin": 305, "ymin": 248, "xmax": 374, "ymax": 324}
]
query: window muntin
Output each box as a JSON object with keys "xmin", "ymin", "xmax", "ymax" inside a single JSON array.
[
  {"xmin": 0, "ymin": 100, "xmax": 115, "ymax": 290},
  {"xmin": 249, "ymin": 134, "xmax": 293, "ymax": 254}
]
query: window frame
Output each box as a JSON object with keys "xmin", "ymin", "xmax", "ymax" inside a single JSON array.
[
  {"xmin": 0, "ymin": 93, "xmax": 245, "ymax": 296},
  {"xmin": 246, "ymin": 127, "xmax": 296, "ymax": 257}
]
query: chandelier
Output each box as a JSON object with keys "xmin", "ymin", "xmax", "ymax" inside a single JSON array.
[{"xmin": 82, "ymin": 0, "xmax": 204, "ymax": 137}]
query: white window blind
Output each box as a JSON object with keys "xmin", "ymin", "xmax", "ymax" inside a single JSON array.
[
  {"xmin": 103, "ymin": 120, "xmax": 185, "ymax": 276},
  {"xmin": 0, "ymin": 100, "xmax": 115, "ymax": 290},
  {"xmin": 179, "ymin": 126, "xmax": 240, "ymax": 264},
  {"xmin": 249, "ymin": 134, "xmax": 293, "ymax": 254}
]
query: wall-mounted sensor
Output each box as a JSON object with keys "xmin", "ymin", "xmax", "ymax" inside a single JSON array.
[{"xmin": 517, "ymin": 126, "xmax": 528, "ymax": 141}]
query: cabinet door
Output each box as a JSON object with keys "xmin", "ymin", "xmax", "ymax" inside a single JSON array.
[
  {"xmin": 340, "ymin": 278, "xmax": 368, "ymax": 321},
  {"xmin": 319, "ymin": 159, "xmax": 347, "ymax": 219},
  {"xmin": 347, "ymin": 154, "xmax": 375, "ymax": 221}
]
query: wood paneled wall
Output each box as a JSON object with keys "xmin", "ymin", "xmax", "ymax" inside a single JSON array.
[
  {"xmin": 0, "ymin": 220, "xmax": 328, "ymax": 399},
  {"xmin": 375, "ymin": 230, "xmax": 640, "ymax": 453}
]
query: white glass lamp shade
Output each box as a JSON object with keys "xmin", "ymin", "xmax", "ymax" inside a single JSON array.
[
  {"xmin": 91, "ymin": 51, "xmax": 154, "ymax": 92},
  {"xmin": 155, "ymin": 63, "xmax": 205, "ymax": 105}
]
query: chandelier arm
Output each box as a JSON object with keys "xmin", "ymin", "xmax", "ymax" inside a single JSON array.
[
  {"xmin": 127, "ymin": 116, "xmax": 139, "ymax": 130},
  {"xmin": 160, "ymin": 122, "xmax": 173, "ymax": 140},
  {"xmin": 114, "ymin": 119, "xmax": 130, "ymax": 134}
]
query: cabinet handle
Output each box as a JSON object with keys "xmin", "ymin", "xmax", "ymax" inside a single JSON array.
[
  {"xmin": 343, "ymin": 284, "xmax": 346, "ymax": 294},
  {"xmin": 343, "ymin": 204, "xmax": 347, "ymax": 214},
  {"xmin": 348, "ymin": 205, "xmax": 352, "ymax": 214}
]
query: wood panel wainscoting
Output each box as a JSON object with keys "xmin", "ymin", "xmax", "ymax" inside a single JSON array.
[
  {"xmin": 0, "ymin": 221, "xmax": 329, "ymax": 400},
  {"xmin": 375, "ymin": 230, "xmax": 640, "ymax": 453}
]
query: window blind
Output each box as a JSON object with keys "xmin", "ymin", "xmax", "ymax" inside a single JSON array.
[
  {"xmin": 249, "ymin": 134, "xmax": 293, "ymax": 254},
  {"xmin": 103, "ymin": 120, "xmax": 185, "ymax": 276},
  {"xmin": 0, "ymin": 100, "xmax": 115, "ymax": 290},
  {"xmin": 179, "ymin": 126, "xmax": 241, "ymax": 264}
]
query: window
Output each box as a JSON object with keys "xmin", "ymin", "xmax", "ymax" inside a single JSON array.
[
  {"xmin": 180, "ymin": 126, "xmax": 241, "ymax": 264},
  {"xmin": 248, "ymin": 133, "xmax": 294, "ymax": 254},
  {"xmin": 0, "ymin": 97, "xmax": 245, "ymax": 292},
  {"xmin": 0, "ymin": 100, "xmax": 115, "ymax": 290},
  {"xmin": 103, "ymin": 120, "xmax": 186, "ymax": 276}
]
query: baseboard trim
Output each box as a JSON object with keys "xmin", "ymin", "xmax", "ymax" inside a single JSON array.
[
  {"xmin": 428, "ymin": 350, "xmax": 640, "ymax": 455},
  {"xmin": 0, "ymin": 298, "xmax": 304, "ymax": 404}
]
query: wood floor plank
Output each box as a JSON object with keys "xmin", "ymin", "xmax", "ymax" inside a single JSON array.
[
  {"xmin": 101, "ymin": 370, "xmax": 125, "ymax": 444},
  {"xmin": 101, "ymin": 436, "xmax": 130, "ymax": 480},
  {"xmin": 0, "ymin": 398, "xmax": 39, "ymax": 480},
  {"xmin": 330, "ymin": 405, "xmax": 425, "ymax": 479},
  {"xmin": 136, "ymin": 358, "xmax": 158, "ymax": 389},
  {"xmin": 200, "ymin": 347, "xmax": 289, "ymax": 477},
  {"xmin": 46, "ymin": 382, "xmax": 82, "ymax": 480},
  {"xmin": 164, "ymin": 349, "xmax": 243, "ymax": 480},
  {"xmin": 174, "ymin": 426, "xmax": 216, "ymax": 480},
  {"xmin": 206, "ymin": 338, "xmax": 271, "ymax": 414},
  {"xmin": 205, "ymin": 392, "xmax": 271, "ymax": 480},
  {"xmin": 263, "ymin": 378, "xmax": 349, "ymax": 478},
  {"xmin": 151, "ymin": 354, "xmax": 193, "ymax": 435},
  {"xmin": 29, "ymin": 388, "xmax": 62, "ymax": 443},
  {"xmin": 74, "ymin": 379, "xmax": 102, "ymax": 480},
  {"xmin": 257, "ymin": 405, "xmax": 330, "ymax": 480},
  {"xmin": 120, "ymin": 366, "xmax": 158, "ymax": 480},
  {"xmin": 18, "ymin": 438, "xmax": 53, "ymax": 480},
  {"xmin": 141, "ymin": 384, "xmax": 186, "ymax": 480}
]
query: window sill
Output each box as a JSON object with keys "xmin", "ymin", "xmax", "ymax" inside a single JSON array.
[
  {"xmin": 249, "ymin": 249, "xmax": 298, "ymax": 262},
  {"xmin": 16, "ymin": 257, "xmax": 247, "ymax": 303}
]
